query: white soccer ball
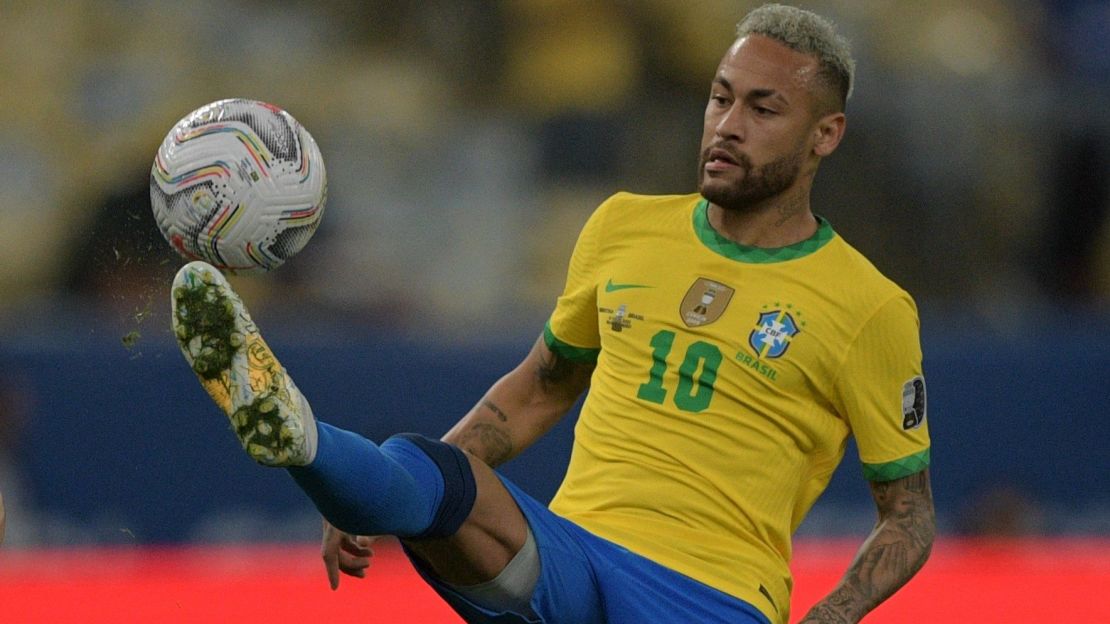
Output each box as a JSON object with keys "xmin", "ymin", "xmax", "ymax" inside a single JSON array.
[{"xmin": 150, "ymin": 99, "xmax": 327, "ymax": 273}]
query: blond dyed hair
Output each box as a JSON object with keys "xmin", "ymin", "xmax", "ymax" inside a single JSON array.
[{"xmin": 736, "ymin": 4, "xmax": 855, "ymax": 109}]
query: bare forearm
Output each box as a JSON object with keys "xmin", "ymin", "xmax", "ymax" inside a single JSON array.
[
  {"xmin": 442, "ymin": 336, "xmax": 592, "ymax": 468},
  {"xmin": 801, "ymin": 470, "xmax": 935, "ymax": 623},
  {"xmin": 442, "ymin": 399, "xmax": 521, "ymax": 467}
]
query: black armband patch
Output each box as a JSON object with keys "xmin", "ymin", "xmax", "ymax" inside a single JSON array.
[{"xmin": 391, "ymin": 433, "xmax": 478, "ymax": 539}]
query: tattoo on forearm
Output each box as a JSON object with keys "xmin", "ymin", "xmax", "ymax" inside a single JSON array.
[
  {"xmin": 801, "ymin": 471, "xmax": 935, "ymax": 623},
  {"xmin": 900, "ymin": 470, "xmax": 928, "ymax": 494},
  {"xmin": 854, "ymin": 473, "xmax": 934, "ymax": 612},
  {"xmin": 801, "ymin": 595, "xmax": 852, "ymax": 623},
  {"xmin": 458, "ymin": 422, "xmax": 513, "ymax": 467},
  {"xmin": 535, "ymin": 349, "xmax": 578, "ymax": 391},
  {"xmin": 480, "ymin": 399, "xmax": 509, "ymax": 422}
]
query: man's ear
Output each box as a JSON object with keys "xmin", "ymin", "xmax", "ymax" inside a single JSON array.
[{"xmin": 813, "ymin": 112, "xmax": 846, "ymax": 157}]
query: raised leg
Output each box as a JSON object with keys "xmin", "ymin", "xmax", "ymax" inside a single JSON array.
[{"xmin": 171, "ymin": 261, "xmax": 530, "ymax": 588}]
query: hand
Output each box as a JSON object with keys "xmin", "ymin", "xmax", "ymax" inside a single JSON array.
[{"xmin": 321, "ymin": 517, "xmax": 379, "ymax": 590}]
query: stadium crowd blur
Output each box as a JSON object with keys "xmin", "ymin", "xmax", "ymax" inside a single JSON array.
[
  {"xmin": 0, "ymin": 0, "xmax": 1107, "ymax": 546},
  {"xmin": 2, "ymin": 0, "xmax": 1108, "ymax": 321}
]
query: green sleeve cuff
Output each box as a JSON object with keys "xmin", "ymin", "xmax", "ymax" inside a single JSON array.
[
  {"xmin": 862, "ymin": 448, "xmax": 930, "ymax": 482},
  {"xmin": 543, "ymin": 320, "xmax": 600, "ymax": 363}
]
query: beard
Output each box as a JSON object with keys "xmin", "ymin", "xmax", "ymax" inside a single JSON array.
[{"xmin": 697, "ymin": 144, "xmax": 804, "ymax": 212}]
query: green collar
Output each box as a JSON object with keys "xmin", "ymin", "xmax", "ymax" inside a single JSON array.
[{"xmin": 693, "ymin": 198, "xmax": 835, "ymax": 263}]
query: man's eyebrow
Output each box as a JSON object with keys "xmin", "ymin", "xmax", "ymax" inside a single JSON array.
[
  {"xmin": 713, "ymin": 78, "xmax": 790, "ymax": 106},
  {"xmin": 748, "ymin": 88, "xmax": 789, "ymax": 105}
]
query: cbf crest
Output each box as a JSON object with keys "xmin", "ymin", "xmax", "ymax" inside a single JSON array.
[{"xmin": 748, "ymin": 309, "xmax": 801, "ymax": 358}]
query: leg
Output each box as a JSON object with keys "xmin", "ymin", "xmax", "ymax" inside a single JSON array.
[
  {"xmin": 295, "ymin": 427, "xmax": 538, "ymax": 613},
  {"xmin": 171, "ymin": 262, "xmax": 528, "ymax": 586},
  {"xmin": 288, "ymin": 422, "xmax": 530, "ymax": 584},
  {"xmin": 402, "ymin": 450, "xmax": 529, "ymax": 585}
]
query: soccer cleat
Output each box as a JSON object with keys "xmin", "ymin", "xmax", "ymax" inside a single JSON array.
[{"xmin": 171, "ymin": 260, "xmax": 317, "ymax": 466}]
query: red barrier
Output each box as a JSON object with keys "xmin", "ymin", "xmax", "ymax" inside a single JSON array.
[
  {"xmin": 1, "ymin": 538, "xmax": 1107, "ymax": 622},
  {"xmin": 790, "ymin": 538, "xmax": 1110, "ymax": 621}
]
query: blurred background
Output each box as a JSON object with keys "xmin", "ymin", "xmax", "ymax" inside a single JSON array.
[{"xmin": 0, "ymin": 0, "xmax": 1108, "ymax": 565}]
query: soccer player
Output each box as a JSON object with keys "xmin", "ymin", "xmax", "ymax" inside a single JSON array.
[{"xmin": 171, "ymin": 4, "xmax": 933, "ymax": 623}]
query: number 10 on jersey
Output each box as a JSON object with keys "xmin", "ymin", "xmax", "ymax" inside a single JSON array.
[{"xmin": 636, "ymin": 330, "xmax": 722, "ymax": 412}]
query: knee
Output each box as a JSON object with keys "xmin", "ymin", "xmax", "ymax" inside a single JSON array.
[{"xmin": 386, "ymin": 434, "xmax": 477, "ymax": 539}]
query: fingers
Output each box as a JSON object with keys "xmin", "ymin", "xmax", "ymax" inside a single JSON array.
[
  {"xmin": 322, "ymin": 520, "xmax": 344, "ymax": 590},
  {"xmin": 337, "ymin": 534, "xmax": 373, "ymax": 577},
  {"xmin": 322, "ymin": 518, "xmax": 379, "ymax": 590},
  {"xmin": 325, "ymin": 553, "xmax": 341, "ymax": 590},
  {"xmin": 340, "ymin": 534, "xmax": 373, "ymax": 557}
]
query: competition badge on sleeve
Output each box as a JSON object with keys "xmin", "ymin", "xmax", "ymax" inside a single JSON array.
[{"xmin": 901, "ymin": 376, "xmax": 927, "ymax": 430}]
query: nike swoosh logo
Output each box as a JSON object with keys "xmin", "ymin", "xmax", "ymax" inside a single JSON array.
[{"xmin": 605, "ymin": 279, "xmax": 653, "ymax": 293}]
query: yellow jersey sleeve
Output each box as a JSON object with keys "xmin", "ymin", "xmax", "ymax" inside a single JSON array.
[
  {"xmin": 833, "ymin": 292, "xmax": 931, "ymax": 481},
  {"xmin": 544, "ymin": 196, "xmax": 612, "ymax": 361}
]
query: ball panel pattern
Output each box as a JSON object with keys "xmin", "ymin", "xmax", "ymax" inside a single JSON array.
[{"xmin": 150, "ymin": 99, "xmax": 327, "ymax": 272}]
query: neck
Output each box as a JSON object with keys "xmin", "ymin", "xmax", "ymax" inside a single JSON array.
[{"xmin": 707, "ymin": 185, "xmax": 817, "ymax": 248}]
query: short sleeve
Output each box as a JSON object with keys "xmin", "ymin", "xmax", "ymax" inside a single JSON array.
[
  {"xmin": 544, "ymin": 197, "xmax": 613, "ymax": 362},
  {"xmin": 833, "ymin": 292, "xmax": 931, "ymax": 481}
]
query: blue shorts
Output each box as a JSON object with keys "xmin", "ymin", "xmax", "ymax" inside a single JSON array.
[{"xmin": 404, "ymin": 476, "xmax": 770, "ymax": 624}]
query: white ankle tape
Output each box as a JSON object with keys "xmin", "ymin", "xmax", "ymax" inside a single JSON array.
[{"xmin": 451, "ymin": 526, "xmax": 540, "ymax": 616}]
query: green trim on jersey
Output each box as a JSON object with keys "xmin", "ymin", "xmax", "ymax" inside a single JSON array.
[
  {"xmin": 544, "ymin": 321, "xmax": 601, "ymax": 363},
  {"xmin": 862, "ymin": 448, "xmax": 931, "ymax": 482},
  {"xmin": 693, "ymin": 198, "xmax": 835, "ymax": 263}
]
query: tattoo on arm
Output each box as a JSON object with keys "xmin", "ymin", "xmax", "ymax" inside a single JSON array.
[
  {"xmin": 535, "ymin": 349, "xmax": 578, "ymax": 390},
  {"xmin": 800, "ymin": 470, "xmax": 935, "ymax": 623},
  {"xmin": 454, "ymin": 399, "xmax": 510, "ymax": 464},
  {"xmin": 535, "ymin": 343, "xmax": 594, "ymax": 402},
  {"xmin": 449, "ymin": 338, "xmax": 591, "ymax": 469},
  {"xmin": 849, "ymin": 471, "xmax": 935, "ymax": 613},
  {"xmin": 457, "ymin": 422, "xmax": 513, "ymax": 467},
  {"xmin": 800, "ymin": 593, "xmax": 854, "ymax": 623},
  {"xmin": 480, "ymin": 399, "xmax": 508, "ymax": 422}
]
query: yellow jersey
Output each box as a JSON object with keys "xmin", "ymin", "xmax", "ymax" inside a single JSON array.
[{"xmin": 545, "ymin": 192, "xmax": 931, "ymax": 623}]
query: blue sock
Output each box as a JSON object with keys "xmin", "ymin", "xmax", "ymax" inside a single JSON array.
[{"xmin": 287, "ymin": 422, "xmax": 445, "ymax": 537}]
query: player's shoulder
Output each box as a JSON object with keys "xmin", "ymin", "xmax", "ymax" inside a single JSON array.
[
  {"xmin": 588, "ymin": 192, "xmax": 700, "ymax": 233},
  {"xmin": 823, "ymin": 227, "xmax": 918, "ymax": 313},
  {"xmin": 596, "ymin": 191, "xmax": 701, "ymax": 216}
]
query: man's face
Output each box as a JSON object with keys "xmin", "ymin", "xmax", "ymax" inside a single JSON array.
[{"xmin": 697, "ymin": 35, "xmax": 824, "ymax": 211}]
